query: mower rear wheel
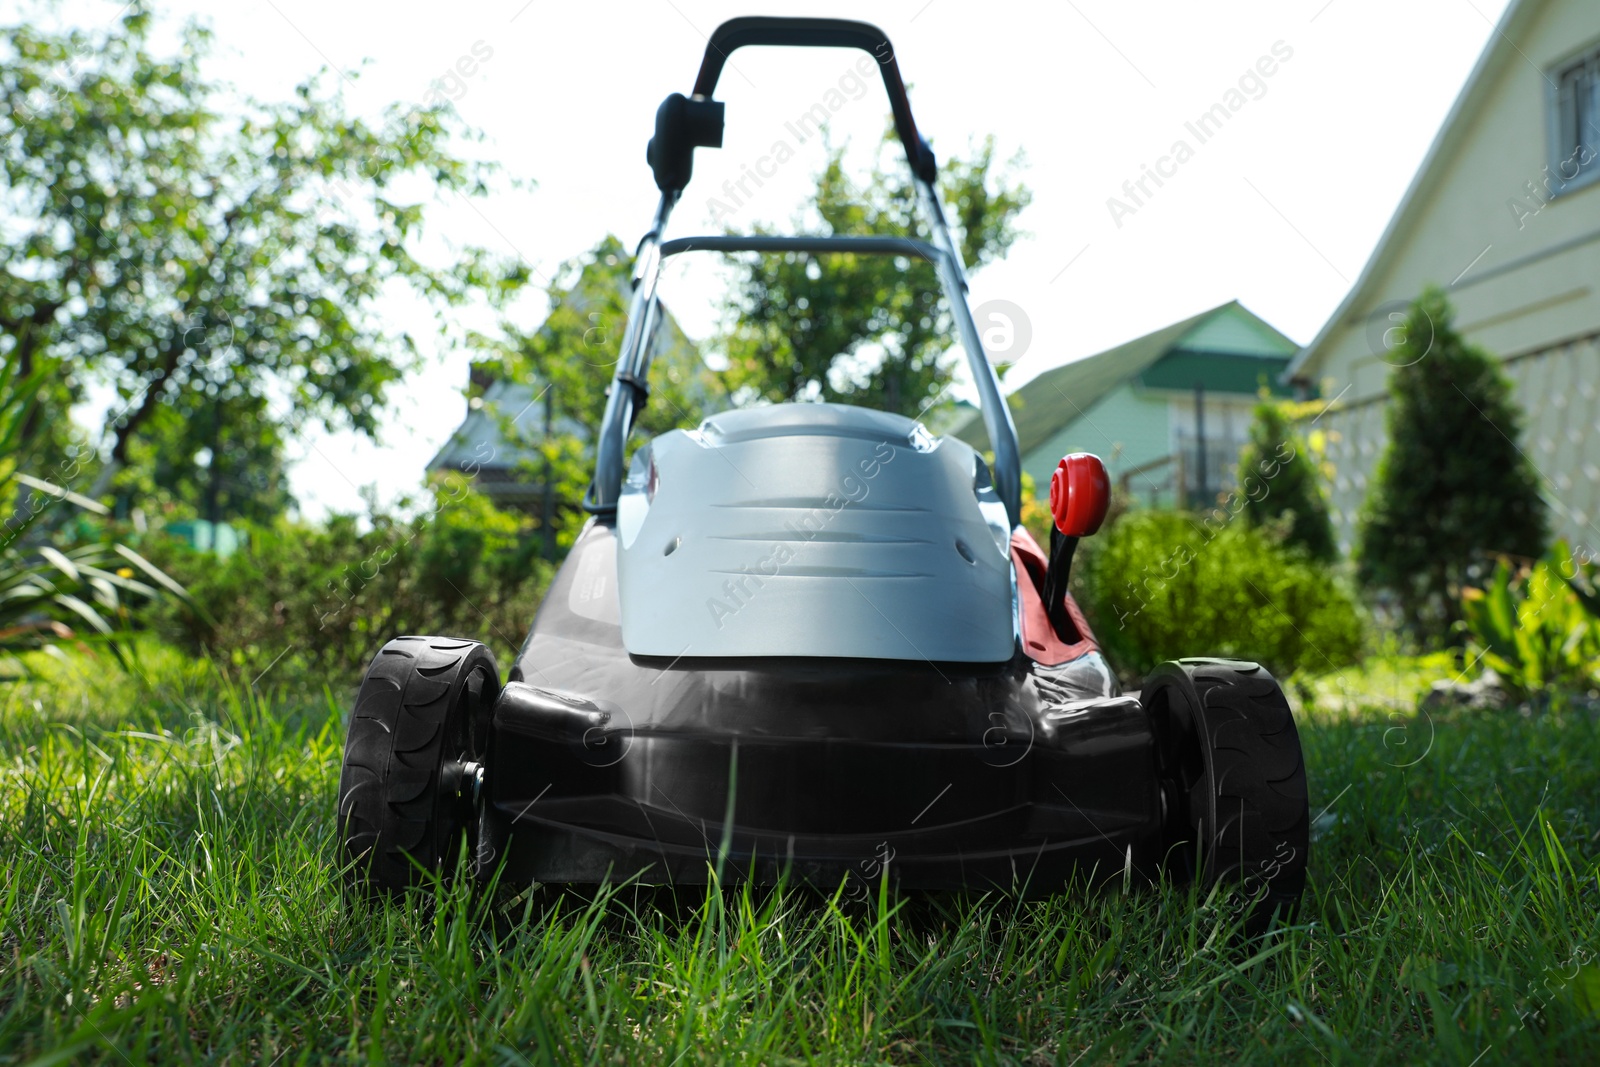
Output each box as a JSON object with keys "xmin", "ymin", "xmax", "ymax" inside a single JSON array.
[
  {"xmin": 337, "ymin": 636, "xmax": 501, "ymax": 894},
  {"xmin": 1142, "ymin": 658, "xmax": 1308, "ymax": 932}
]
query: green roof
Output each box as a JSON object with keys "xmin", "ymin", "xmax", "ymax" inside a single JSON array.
[
  {"xmin": 1138, "ymin": 350, "xmax": 1297, "ymax": 395},
  {"xmin": 953, "ymin": 301, "xmax": 1297, "ymax": 454}
]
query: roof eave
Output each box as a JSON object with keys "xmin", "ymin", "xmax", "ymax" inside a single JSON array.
[
  {"xmin": 1282, "ymin": 0, "xmax": 1546, "ymax": 384},
  {"xmin": 949, "ymin": 300, "xmax": 1239, "ymax": 451}
]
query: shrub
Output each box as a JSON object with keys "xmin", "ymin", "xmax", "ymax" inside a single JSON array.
[
  {"xmin": 1, "ymin": 354, "xmax": 194, "ymax": 677},
  {"xmin": 1459, "ymin": 541, "xmax": 1600, "ymax": 697},
  {"xmin": 1236, "ymin": 399, "xmax": 1337, "ymax": 562},
  {"xmin": 1356, "ymin": 288, "xmax": 1546, "ymax": 639},
  {"xmin": 1074, "ymin": 509, "xmax": 1365, "ymax": 679},
  {"xmin": 146, "ymin": 477, "xmax": 552, "ymax": 687}
]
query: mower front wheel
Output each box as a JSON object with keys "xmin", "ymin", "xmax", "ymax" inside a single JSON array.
[
  {"xmin": 337, "ymin": 636, "xmax": 501, "ymax": 894},
  {"xmin": 1142, "ymin": 658, "xmax": 1309, "ymax": 932}
]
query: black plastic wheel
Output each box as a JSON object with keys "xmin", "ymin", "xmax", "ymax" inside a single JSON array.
[
  {"xmin": 337, "ymin": 636, "xmax": 501, "ymax": 893},
  {"xmin": 1142, "ymin": 658, "xmax": 1308, "ymax": 932}
]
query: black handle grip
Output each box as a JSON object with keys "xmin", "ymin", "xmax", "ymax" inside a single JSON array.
[
  {"xmin": 691, "ymin": 17, "xmax": 936, "ymax": 182},
  {"xmin": 646, "ymin": 93, "xmax": 725, "ymax": 193}
]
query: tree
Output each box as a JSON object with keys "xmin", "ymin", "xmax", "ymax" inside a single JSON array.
[
  {"xmin": 0, "ymin": 10, "xmax": 521, "ymax": 521},
  {"xmin": 1236, "ymin": 399, "xmax": 1337, "ymax": 562},
  {"xmin": 717, "ymin": 134, "xmax": 1029, "ymax": 418},
  {"xmin": 120, "ymin": 394, "xmax": 293, "ymax": 525},
  {"xmin": 1356, "ymin": 287, "xmax": 1547, "ymax": 637},
  {"xmin": 471, "ymin": 236, "xmax": 717, "ymax": 554}
]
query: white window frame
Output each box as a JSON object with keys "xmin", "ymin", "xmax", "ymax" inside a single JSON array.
[{"xmin": 1548, "ymin": 41, "xmax": 1600, "ymax": 198}]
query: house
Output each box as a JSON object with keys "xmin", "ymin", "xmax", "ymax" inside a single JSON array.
[
  {"xmin": 953, "ymin": 301, "xmax": 1299, "ymax": 507},
  {"xmin": 427, "ymin": 243, "xmax": 707, "ymax": 513},
  {"xmin": 1286, "ymin": 0, "xmax": 1600, "ymax": 550},
  {"xmin": 426, "ymin": 371, "xmax": 577, "ymax": 510}
]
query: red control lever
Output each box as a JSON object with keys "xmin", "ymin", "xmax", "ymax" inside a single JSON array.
[{"xmin": 1049, "ymin": 453, "xmax": 1110, "ymax": 538}]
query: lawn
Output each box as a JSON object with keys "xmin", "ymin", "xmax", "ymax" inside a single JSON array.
[{"xmin": 2, "ymin": 646, "xmax": 1598, "ymax": 1065}]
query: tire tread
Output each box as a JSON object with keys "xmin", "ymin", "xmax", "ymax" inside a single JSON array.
[
  {"xmin": 336, "ymin": 636, "xmax": 499, "ymax": 892},
  {"xmin": 1149, "ymin": 658, "xmax": 1310, "ymax": 932}
]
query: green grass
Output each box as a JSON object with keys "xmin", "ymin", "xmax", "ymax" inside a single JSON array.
[{"xmin": 2, "ymin": 646, "xmax": 1599, "ymax": 1065}]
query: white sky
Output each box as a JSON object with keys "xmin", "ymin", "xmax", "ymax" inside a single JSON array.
[{"xmin": 39, "ymin": 0, "xmax": 1514, "ymax": 518}]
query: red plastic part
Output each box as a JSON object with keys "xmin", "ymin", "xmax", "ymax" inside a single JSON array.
[
  {"xmin": 1010, "ymin": 527, "xmax": 1099, "ymax": 667},
  {"xmin": 1049, "ymin": 453, "xmax": 1111, "ymax": 537}
]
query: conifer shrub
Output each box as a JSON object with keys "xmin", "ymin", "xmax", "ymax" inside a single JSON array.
[
  {"xmin": 1236, "ymin": 399, "xmax": 1338, "ymax": 562},
  {"xmin": 1356, "ymin": 288, "xmax": 1546, "ymax": 639}
]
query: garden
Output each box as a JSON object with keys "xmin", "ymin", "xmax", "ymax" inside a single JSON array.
[{"xmin": 5, "ymin": 9, "xmax": 1600, "ymax": 1066}]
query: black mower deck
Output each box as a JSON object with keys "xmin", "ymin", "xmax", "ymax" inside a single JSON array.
[{"xmin": 480, "ymin": 523, "xmax": 1155, "ymax": 893}]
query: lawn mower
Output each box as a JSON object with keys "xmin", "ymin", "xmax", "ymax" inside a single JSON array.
[{"xmin": 337, "ymin": 17, "xmax": 1309, "ymax": 926}]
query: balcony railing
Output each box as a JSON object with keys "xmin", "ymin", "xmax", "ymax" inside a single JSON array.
[{"xmin": 1116, "ymin": 432, "xmax": 1246, "ymax": 509}]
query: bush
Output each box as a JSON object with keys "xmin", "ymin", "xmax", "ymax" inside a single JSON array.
[
  {"xmin": 1357, "ymin": 288, "xmax": 1546, "ymax": 639},
  {"xmin": 146, "ymin": 478, "xmax": 552, "ymax": 687},
  {"xmin": 1, "ymin": 354, "xmax": 194, "ymax": 677},
  {"xmin": 1459, "ymin": 541, "xmax": 1600, "ymax": 697},
  {"xmin": 1236, "ymin": 399, "xmax": 1337, "ymax": 562},
  {"xmin": 1074, "ymin": 509, "xmax": 1365, "ymax": 679}
]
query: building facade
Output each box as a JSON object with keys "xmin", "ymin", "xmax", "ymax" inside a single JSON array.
[
  {"xmin": 1286, "ymin": 0, "xmax": 1600, "ymax": 550},
  {"xmin": 955, "ymin": 301, "xmax": 1299, "ymax": 508}
]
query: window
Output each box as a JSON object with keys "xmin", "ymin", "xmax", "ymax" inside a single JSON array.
[{"xmin": 1551, "ymin": 46, "xmax": 1600, "ymax": 194}]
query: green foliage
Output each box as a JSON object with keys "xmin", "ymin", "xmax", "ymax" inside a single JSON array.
[
  {"xmin": 0, "ymin": 10, "xmax": 524, "ymax": 521},
  {"xmin": 146, "ymin": 478, "xmax": 550, "ymax": 683},
  {"xmin": 469, "ymin": 237, "xmax": 717, "ymax": 554},
  {"xmin": 0, "ymin": 353, "xmax": 193, "ymax": 674},
  {"xmin": 119, "ymin": 394, "xmax": 293, "ymax": 525},
  {"xmin": 1564, "ymin": 548, "xmax": 1600, "ymax": 620},
  {"xmin": 1236, "ymin": 399, "xmax": 1337, "ymax": 562},
  {"xmin": 1074, "ymin": 510, "xmax": 1365, "ymax": 678},
  {"xmin": 718, "ymin": 133, "xmax": 1030, "ymax": 417},
  {"xmin": 1459, "ymin": 542, "xmax": 1600, "ymax": 697},
  {"xmin": 7, "ymin": 650, "xmax": 1600, "ymax": 1062},
  {"xmin": 1356, "ymin": 288, "xmax": 1547, "ymax": 638}
]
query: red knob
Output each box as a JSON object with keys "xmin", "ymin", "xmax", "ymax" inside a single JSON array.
[{"xmin": 1049, "ymin": 453, "xmax": 1110, "ymax": 537}]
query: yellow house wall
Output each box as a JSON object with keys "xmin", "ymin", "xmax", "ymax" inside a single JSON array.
[{"xmin": 1305, "ymin": 0, "xmax": 1600, "ymax": 548}]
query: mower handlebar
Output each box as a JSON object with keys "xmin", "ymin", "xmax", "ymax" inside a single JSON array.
[
  {"xmin": 690, "ymin": 17, "xmax": 935, "ymax": 182},
  {"xmin": 603, "ymin": 18, "xmax": 1024, "ymax": 528}
]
